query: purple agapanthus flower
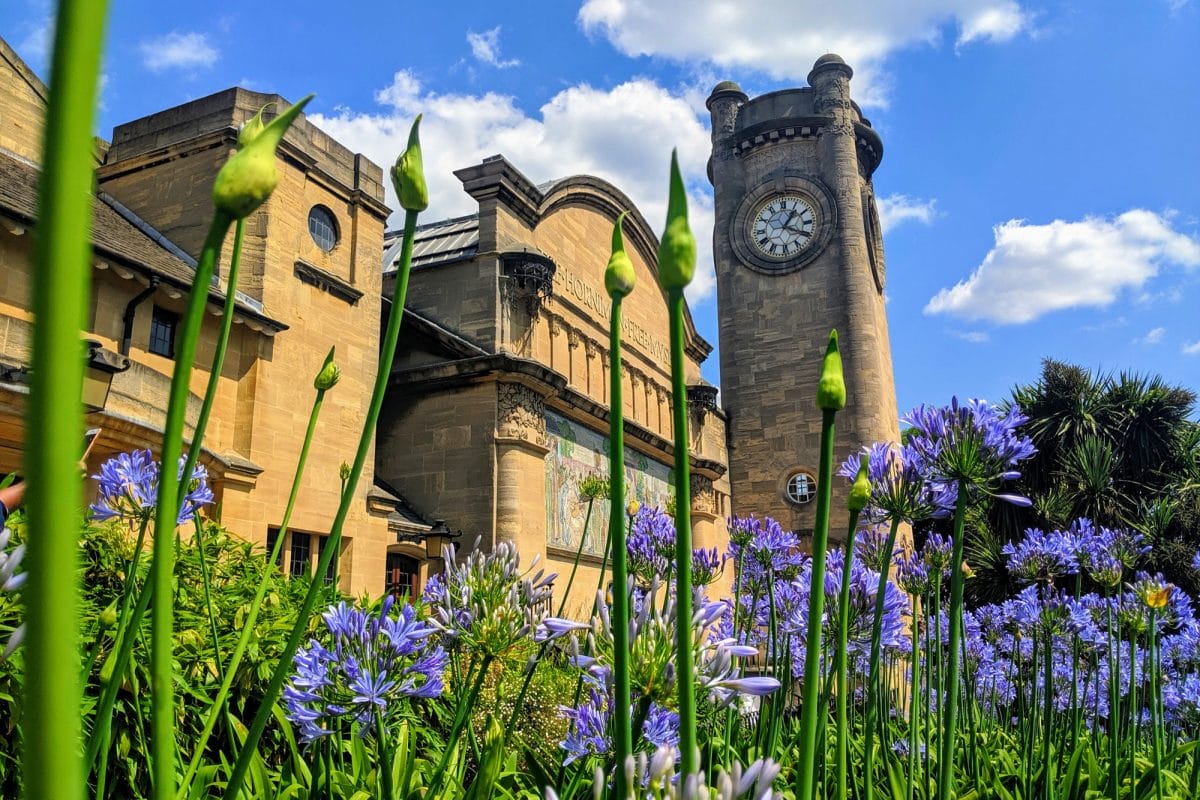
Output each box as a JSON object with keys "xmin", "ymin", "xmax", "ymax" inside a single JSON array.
[
  {"xmin": 837, "ymin": 441, "xmax": 956, "ymax": 525},
  {"xmin": 283, "ymin": 596, "xmax": 446, "ymax": 744},
  {"xmin": 727, "ymin": 515, "xmax": 805, "ymax": 588},
  {"xmin": 90, "ymin": 449, "xmax": 214, "ymax": 526},
  {"xmin": 1193, "ymin": 550, "xmax": 1200, "ymax": 573},
  {"xmin": 1002, "ymin": 527, "xmax": 1080, "ymax": 584},
  {"xmin": 903, "ymin": 398, "xmax": 1036, "ymax": 505},
  {"xmin": 920, "ymin": 533, "xmax": 955, "ymax": 578}
]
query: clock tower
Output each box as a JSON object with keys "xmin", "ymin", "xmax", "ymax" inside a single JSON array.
[{"xmin": 707, "ymin": 55, "xmax": 901, "ymax": 539}]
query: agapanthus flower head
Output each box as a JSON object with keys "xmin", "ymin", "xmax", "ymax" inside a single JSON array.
[
  {"xmin": 283, "ymin": 596, "xmax": 446, "ymax": 744},
  {"xmin": 903, "ymin": 398, "xmax": 1035, "ymax": 503},
  {"xmin": 90, "ymin": 449, "xmax": 213, "ymax": 526},
  {"xmin": 628, "ymin": 507, "xmax": 677, "ymax": 584},
  {"xmin": 428, "ymin": 538, "xmax": 555, "ymax": 656},
  {"xmin": 854, "ymin": 524, "xmax": 902, "ymax": 572},
  {"xmin": 727, "ymin": 515, "xmax": 805, "ymax": 587},
  {"xmin": 896, "ymin": 551, "xmax": 931, "ymax": 595},
  {"xmin": 920, "ymin": 533, "xmax": 955, "ymax": 578},
  {"xmin": 691, "ymin": 547, "xmax": 725, "ymax": 587},
  {"xmin": 1002, "ymin": 527, "xmax": 1080, "ymax": 584},
  {"xmin": 1192, "ymin": 550, "xmax": 1200, "ymax": 573},
  {"xmin": 838, "ymin": 441, "xmax": 956, "ymax": 524}
]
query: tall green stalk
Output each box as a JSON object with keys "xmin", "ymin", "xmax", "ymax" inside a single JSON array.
[
  {"xmin": 656, "ymin": 151, "xmax": 698, "ymax": 782},
  {"xmin": 222, "ymin": 115, "xmax": 425, "ymax": 800},
  {"xmin": 24, "ymin": 3, "xmax": 109, "ymax": 799},
  {"xmin": 176, "ymin": 347, "xmax": 337, "ymax": 798},
  {"xmin": 603, "ymin": 212, "xmax": 635, "ymax": 798},
  {"xmin": 555, "ymin": 492, "xmax": 599, "ymax": 618},
  {"xmin": 834, "ymin": 463, "xmax": 869, "ymax": 800},
  {"xmin": 608, "ymin": 298, "xmax": 634, "ymax": 796},
  {"xmin": 148, "ymin": 209, "xmax": 233, "ymax": 800},
  {"xmin": 795, "ymin": 330, "xmax": 845, "ymax": 800},
  {"xmin": 862, "ymin": 518, "xmax": 902, "ymax": 800},
  {"xmin": 936, "ymin": 495, "xmax": 970, "ymax": 800}
]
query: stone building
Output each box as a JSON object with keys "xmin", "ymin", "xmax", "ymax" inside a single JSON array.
[
  {"xmin": 0, "ymin": 37, "xmax": 416, "ymax": 595},
  {"xmin": 0, "ymin": 32, "xmax": 897, "ymax": 601},
  {"xmin": 377, "ymin": 157, "xmax": 730, "ymax": 615}
]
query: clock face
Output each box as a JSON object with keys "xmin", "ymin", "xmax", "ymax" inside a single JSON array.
[{"xmin": 750, "ymin": 195, "xmax": 816, "ymax": 259}]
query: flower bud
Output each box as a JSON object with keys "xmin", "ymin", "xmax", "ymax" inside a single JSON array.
[
  {"xmin": 213, "ymin": 94, "xmax": 313, "ymax": 219},
  {"xmin": 99, "ymin": 602, "xmax": 119, "ymax": 628},
  {"xmin": 313, "ymin": 346, "xmax": 340, "ymax": 391},
  {"xmin": 627, "ymin": 500, "xmax": 641, "ymax": 517},
  {"xmin": 391, "ymin": 114, "xmax": 428, "ymax": 212},
  {"xmin": 816, "ymin": 329, "xmax": 846, "ymax": 411},
  {"xmin": 237, "ymin": 103, "xmax": 273, "ymax": 149},
  {"xmin": 848, "ymin": 458, "xmax": 871, "ymax": 513},
  {"xmin": 605, "ymin": 212, "xmax": 636, "ymax": 298},
  {"xmin": 656, "ymin": 150, "xmax": 695, "ymax": 290}
]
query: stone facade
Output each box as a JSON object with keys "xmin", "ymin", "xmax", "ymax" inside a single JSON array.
[
  {"xmin": 1, "ymin": 36, "xmax": 902, "ymax": 604},
  {"xmin": 708, "ymin": 56, "xmax": 901, "ymax": 541},
  {"xmin": 378, "ymin": 159, "xmax": 731, "ymax": 616},
  {"xmin": 0, "ymin": 38, "xmax": 413, "ymax": 596}
]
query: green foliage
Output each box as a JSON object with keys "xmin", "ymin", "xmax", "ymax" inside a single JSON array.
[{"xmin": 0, "ymin": 515, "xmax": 332, "ymax": 798}]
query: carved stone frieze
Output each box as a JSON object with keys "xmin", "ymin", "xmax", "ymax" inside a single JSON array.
[
  {"xmin": 690, "ymin": 474, "xmax": 717, "ymax": 516},
  {"xmin": 497, "ymin": 382, "xmax": 547, "ymax": 446}
]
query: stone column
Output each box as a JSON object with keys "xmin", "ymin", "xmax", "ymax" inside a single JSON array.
[{"xmin": 494, "ymin": 382, "xmax": 550, "ymax": 561}]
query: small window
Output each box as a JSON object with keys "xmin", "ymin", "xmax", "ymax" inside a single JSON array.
[
  {"xmin": 149, "ymin": 306, "xmax": 178, "ymax": 358},
  {"xmin": 317, "ymin": 535, "xmax": 338, "ymax": 586},
  {"xmin": 308, "ymin": 206, "xmax": 339, "ymax": 252},
  {"xmin": 785, "ymin": 472, "xmax": 816, "ymax": 505},
  {"xmin": 386, "ymin": 553, "xmax": 421, "ymax": 600},
  {"xmin": 265, "ymin": 529, "xmax": 284, "ymax": 567},
  {"xmin": 289, "ymin": 532, "xmax": 311, "ymax": 578}
]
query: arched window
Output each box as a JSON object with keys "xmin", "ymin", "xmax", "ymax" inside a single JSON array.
[{"xmin": 386, "ymin": 553, "xmax": 421, "ymax": 600}]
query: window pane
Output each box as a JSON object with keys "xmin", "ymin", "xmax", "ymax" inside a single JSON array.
[
  {"xmin": 290, "ymin": 532, "xmax": 311, "ymax": 578},
  {"xmin": 317, "ymin": 536, "xmax": 338, "ymax": 586},
  {"xmin": 265, "ymin": 528, "xmax": 284, "ymax": 568},
  {"xmin": 149, "ymin": 306, "xmax": 177, "ymax": 358}
]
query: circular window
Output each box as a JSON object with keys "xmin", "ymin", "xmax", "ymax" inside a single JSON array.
[
  {"xmin": 784, "ymin": 472, "xmax": 816, "ymax": 505},
  {"xmin": 308, "ymin": 206, "xmax": 339, "ymax": 252}
]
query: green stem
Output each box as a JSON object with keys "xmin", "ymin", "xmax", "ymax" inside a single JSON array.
[
  {"xmin": 176, "ymin": 385, "xmax": 327, "ymax": 798},
  {"xmin": 191, "ymin": 517, "xmax": 224, "ymax": 685},
  {"xmin": 834, "ymin": 510, "xmax": 863, "ymax": 800},
  {"xmin": 556, "ymin": 497, "xmax": 596, "ymax": 618},
  {"xmin": 935, "ymin": 496, "xmax": 969, "ymax": 800},
  {"xmin": 863, "ymin": 518, "xmax": 902, "ymax": 800},
  {"xmin": 149, "ymin": 208, "xmax": 234, "ymax": 800},
  {"xmin": 426, "ymin": 656, "xmax": 494, "ymax": 800},
  {"xmin": 907, "ymin": 596, "xmax": 921, "ymax": 800},
  {"xmin": 794, "ymin": 408, "xmax": 837, "ymax": 800},
  {"xmin": 177, "ymin": 218, "xmax": 245, "ymax": 518},
  {"xmin": 666, "ymin": 287, "xmax": 697, "ymax": 780},
  {"xmin": 608, "ymin": 296, "xmax": 634, "ymax": 800},
  {"xmin": 1149, "ymin": 609, "xmax": 1164, "ymax": 800},
  {"xmin": 23, "ymin": 4, "xmax": 109, "ymax": 799},
  {"xmin": 221, "ymin": 209, "xmax": 419, "ymax": 800}
]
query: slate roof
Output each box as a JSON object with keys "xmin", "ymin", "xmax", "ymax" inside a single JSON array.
[
  {"xmin": 383, "ymin": 214, "xmax": 479, "ymax": 273},
  {"xmin": 0, "ymin": 147, "xmax": 286, "ymax": 333}
]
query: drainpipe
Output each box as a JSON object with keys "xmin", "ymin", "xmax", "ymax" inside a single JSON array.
[{"xmin": 119, "ymin": 276, "xmax": 160, "ymax": 355}]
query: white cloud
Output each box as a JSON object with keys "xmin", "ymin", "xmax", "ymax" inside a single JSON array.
[
  {"xmin": 577, "ymin": 0, "xmax": 1029, "ymax": 106},
  {"xmin": 1183, "ymin": 340, "xmax": 1200, "ymax": 356},
  {"xmin": 309, "ymin": 72, "xmax": 717, "ymax": 303},
  {"xmin": 1134, "ymin": 326, "xmax": 1166, "ymax": 345},
  {"xmin": 952, "ymin": 330, "xmax": 990, "ymax": 343},
  {"xmin": 467, "ymin": 26, "xmax": 520, "ymax": 69},
  {"xmin": 924, "ymin": 210, "xmax": 1200, "ymax": 324},
  {"xmin": 139, "ymin": 32, "xmax": 218, "ymax": 72},
  {"xmin": 18, "ymin": 17, "xmax": 52, "ymax": 67},
  {"xmin": 877, "ymin": 194, "xmax": 938, "ymax": 233}
]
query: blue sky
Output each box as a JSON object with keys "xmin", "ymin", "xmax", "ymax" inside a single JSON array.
[{"xmin": 3, "ymin": 0, "xmax": 1199, "ymax": 414}]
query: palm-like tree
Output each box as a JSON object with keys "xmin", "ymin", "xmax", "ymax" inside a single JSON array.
[{"xmin": 968, "ymin": 358, "xmax": 1200, "ymax": 600}]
